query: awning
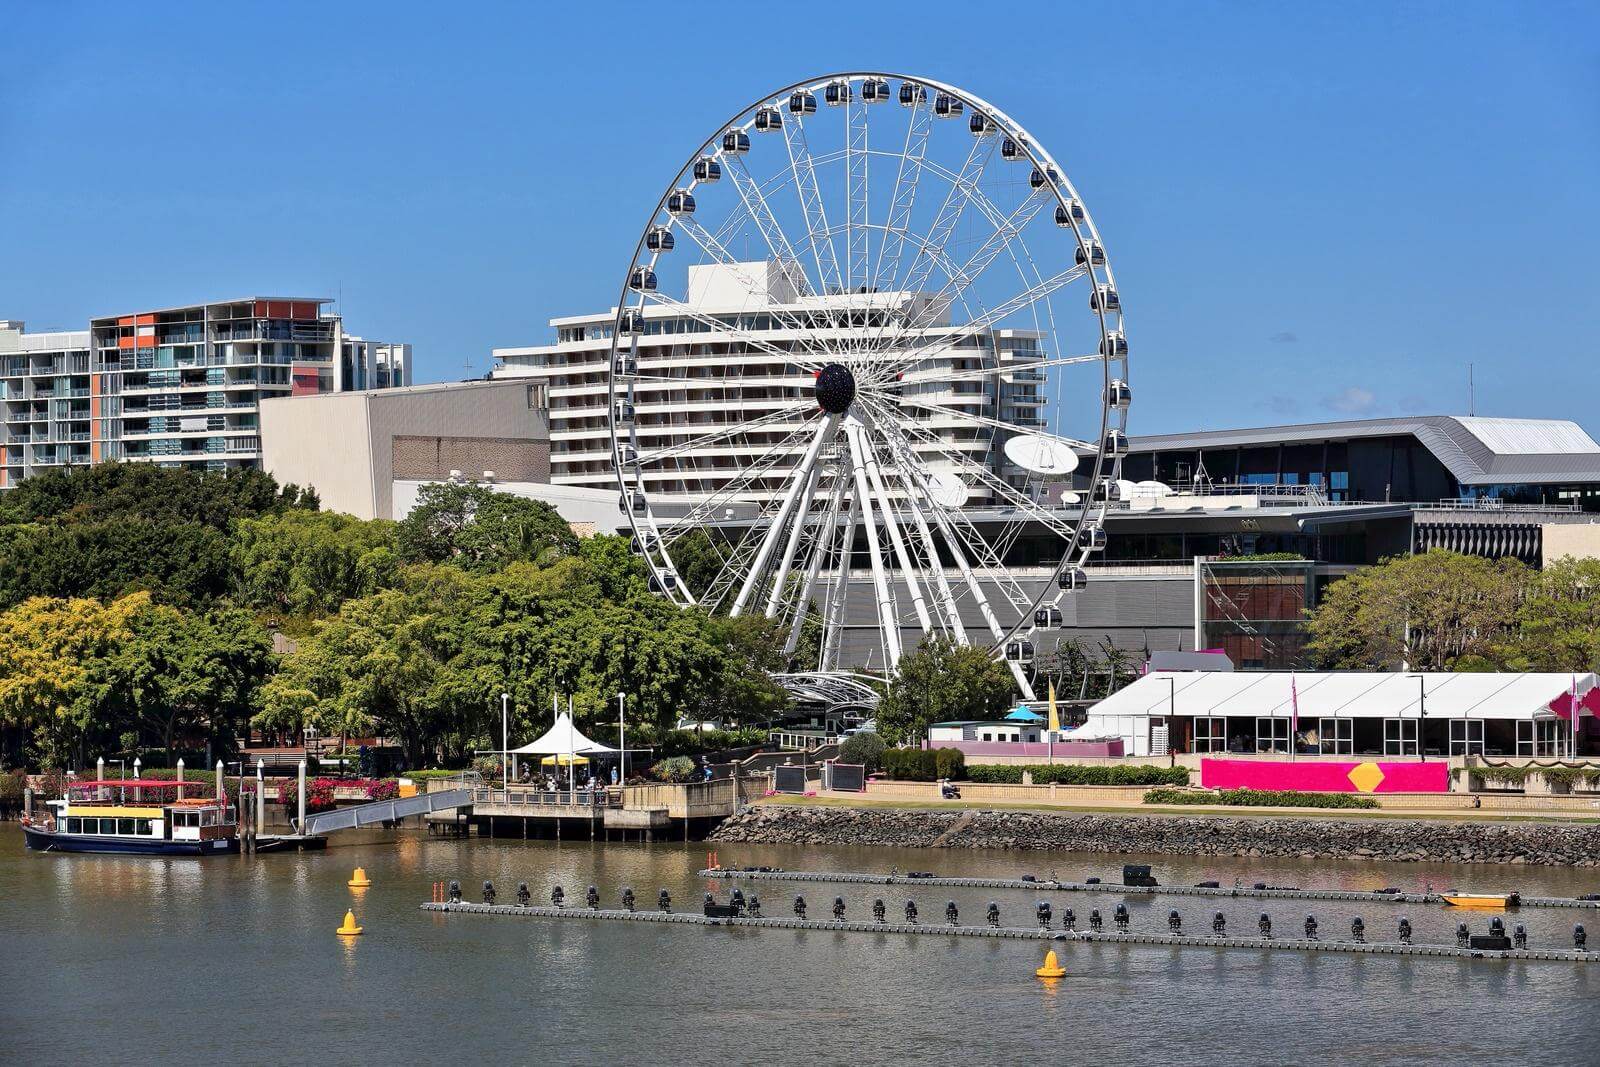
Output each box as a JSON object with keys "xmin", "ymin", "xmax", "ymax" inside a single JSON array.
[{"xmin": 540, "ymin": 754, "xmax": 589, "ymax": 766}]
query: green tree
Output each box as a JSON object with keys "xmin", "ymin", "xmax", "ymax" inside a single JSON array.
[
  {"xmin": 875, "ymin": 636, "xmax": 1016, "ymax": 746},
  {"xmin": 0, "ymin": 519, "xmax": 234, "ymax": 609},
  {"xmin": 396, "ymin": 482, "xmax": 578, "ymax": 571},
  {"xmin": 1501, "ymin": 555, "xmax": 1600, "ymax": 671},
  {"xmin": 232, "ymin": 510, "xmax": 399, "ymax": 618},
  {"xmin": 0, "ymin": 461, "xmax": 315, "ymax": 528},
  {"xmin": 1306, "ymin": 550, "xmax": 1526, "ymax": 670}
]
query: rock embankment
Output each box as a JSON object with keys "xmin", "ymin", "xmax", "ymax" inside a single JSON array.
[{"xmin": 711, "ymin": 805, "xmax": 1600, "ymax": 866}]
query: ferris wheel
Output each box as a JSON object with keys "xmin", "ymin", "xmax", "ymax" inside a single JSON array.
[{"xmin": 607, "ymin": 72, "xmax": 1130, "ymax": 699}]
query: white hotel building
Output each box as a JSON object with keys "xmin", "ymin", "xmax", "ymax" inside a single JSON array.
[{"xmin": 490, "ymin": 261, "xmax": 1049, "ymax": 503}]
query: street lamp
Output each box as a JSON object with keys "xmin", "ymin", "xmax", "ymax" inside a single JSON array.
[
  {"xmin": 1406, "ymin": 674, "xmax": 1426, "ymax": 762},
  {"xmin": 500, "ymin": 692, "xmax": 511, "ymax": 790},
  {"xmin": 616, "ymin": 693, "xmax": 627, "ymax": 785}
]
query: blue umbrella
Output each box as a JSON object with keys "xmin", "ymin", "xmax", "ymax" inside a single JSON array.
[{"xmin": 1005, "ymin": 707, "xmax": 1045, "ymax": 723}]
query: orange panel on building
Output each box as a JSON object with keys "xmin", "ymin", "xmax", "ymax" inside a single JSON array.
[
  {"xmin": 291, "ymin": 301, "xmax": 318, "ymax": 319},
  {"xmin": 135, "ymin": 313, "xmax": 156, "ymax": 326},
  {"xmin": 267, "ymin": 300, "xmax": 292, "ymax": 320},
  {"xmin": 118, "ymin": 336, "xmax": 136, "ymax": 349},
  {"xmin": 117, "ymin": 316, "xmax": 135, "ymax": 327}
]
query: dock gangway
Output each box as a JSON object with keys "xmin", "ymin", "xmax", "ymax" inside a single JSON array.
[{"xmin": 300, "ymin": 788, "xmax": 474, "ymax": 836}]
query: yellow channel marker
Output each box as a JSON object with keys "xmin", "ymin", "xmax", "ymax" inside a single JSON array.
[
  {"xmin": 348, "ymin": 867, "xmax": 372, "ymax": 888},
  {"xmin": 336, "ymin": 910, "xmax": 364, "ymax": 936},
  {"xmin": 1035, "ymin": 950, "xmax": 1066, "ymax": 979}
]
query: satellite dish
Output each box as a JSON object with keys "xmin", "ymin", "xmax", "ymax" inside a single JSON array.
[
  {"xmin": 1003, "ymin": 434, "xmax": 1079, "ymax": 475},
  {"xmin": 1116, "ymin": 478, "xmax": 1138, "ymax": 500},
  {"xmin": 1132, "ymin": 480, "xmax": 1173, "ymax": 499},
  {"xmin": 925, "ymin": 472, "xmax": 969, "ymax": 508},
  {"xmin": 1059, "ymin": 490, "xmax": 1082, "ymax": 505}
]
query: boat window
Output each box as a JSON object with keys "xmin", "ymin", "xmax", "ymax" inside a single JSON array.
[
  {"xmin": 117, "ymin": 818, "xmax": 135, "ymax": 835},
  {"xmin": 138, "ymin": 819, "xmax": 156, "ymax": 835},
  {"xmin": 66, "ymin": 817, "xmax": 81, "ymax": 833},
  {"xmin": 99, "ymin": 818, "xmax": 117, "ymax": 835}
]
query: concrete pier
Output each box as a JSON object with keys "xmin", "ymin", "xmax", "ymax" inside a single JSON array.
[
  {"xmin": 697, "ymin": 869, "xmax": 1600, "ymax": 910},
  {"xmin": 419, "ymin": 901, "xmax": 1597, "ymax": 963}
]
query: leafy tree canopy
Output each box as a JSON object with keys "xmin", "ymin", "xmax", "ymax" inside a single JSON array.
[
  {"xmin": 0, "ymin": 461, "xmax": 316, "ymax": 529},
  {"xmin": 232, "ymin": 510, "xmax": 399, "ymax": 620},
  {"xmin": 0, "ymin": 519, "xmax": 234, "ymax": 610},
  {"xmin": 875, "ymin": 636, "xmax": 1016, "ymax": 746},
  {"xmin": 396, "ymin": 482, "xmax": 578, "ymax": 572}
]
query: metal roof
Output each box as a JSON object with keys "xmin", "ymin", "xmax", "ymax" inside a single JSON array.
[
  {"xmin": 1084, "ymin": 671, "xmax": 1598, "ymax": 722},
  {"xmin": 1130, "ymin": 415, "xmax": 1600, "ymax": 486}
]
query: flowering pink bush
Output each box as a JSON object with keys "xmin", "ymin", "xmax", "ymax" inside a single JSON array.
[{"xmin": 364, "ymin": 779, "xmax": 399, "ymax": 801}]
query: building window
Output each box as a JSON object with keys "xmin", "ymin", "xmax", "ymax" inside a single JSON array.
[
  {"xmin": 1318, "ymin": 717, "xmax": 1354, "ymax": 755},
  {"xmin": 1195, "ymin": 717, "xmax": 1227, "ymax": 753},
  {"xmin": 1383, "ymin": 718, "xmax": 1419, "ymax": 756},
  {"xmin": 1255, "ymin": 717, "xmax": 1291, "ymax": 754},
  {"xmin": 1448, "ymin": 719, "xmax": 1484, "ymax": 756}
]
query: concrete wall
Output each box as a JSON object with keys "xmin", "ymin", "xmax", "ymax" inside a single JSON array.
[
  {"xmin": 261, "ymin": 379, "xmax": 548, "ymax": 519},
  {"xmin": 1544, "ymin": 521, "xmax": 1600, "ymax": 565}
]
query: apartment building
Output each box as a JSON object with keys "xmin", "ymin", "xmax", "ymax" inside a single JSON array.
[{"xmin": 0, "ymin": 299, "xmax": 409, "ymax": 485}]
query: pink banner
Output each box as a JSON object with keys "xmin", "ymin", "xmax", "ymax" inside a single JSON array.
[{"xmin": 1200, "ymin": 758, "xmax": 1450, "ymax": 793}]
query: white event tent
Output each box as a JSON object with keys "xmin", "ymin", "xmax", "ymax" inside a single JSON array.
[
  {"xmin": 1067, "ymin": 671, "xmax": 1599, "ymax": 759},
  {"xmin": 509, "ymin": 712, "xmax": 616, "ymax": 788}
]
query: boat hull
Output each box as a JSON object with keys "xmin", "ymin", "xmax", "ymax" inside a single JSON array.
[{"xmin": 22, "ymin": 823, "xmax": 239, "ymax": 856}]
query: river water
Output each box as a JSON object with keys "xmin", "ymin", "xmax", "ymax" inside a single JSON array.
[{"xmin": 4, "ymin": 827, "xmax": 1598, "ymax": 1064}]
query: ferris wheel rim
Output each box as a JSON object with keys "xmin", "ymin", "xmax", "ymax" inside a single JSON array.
[{"xmin": 603, "ymin": 71, "xmax": 1130, "ymax": 686}]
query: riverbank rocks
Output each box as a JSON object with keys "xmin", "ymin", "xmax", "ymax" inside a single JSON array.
[{"xmin": 709, "ymin": 805, "xmax": 1600, "ymax": 866}]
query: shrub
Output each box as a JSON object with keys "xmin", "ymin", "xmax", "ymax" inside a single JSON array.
[
  {"xmin": 934, "ymin": 747, "xmax": 965, "ymax": 781},
  {"xmin": 1143, "ymin": 787, "xmax": 1378, "ymax": 810},
  {"xmin": 880, "ymin": 748, "xmax": 941, "ymax": 782},
  {"xmin": 651, "ymin": 756, "xmax": 697, "ymax": 783},
  {"xmin": 0, "ymin": 770, "xmax": 26, "ymax": 809},
  {"xmin": 838, "ymin": 732, "xmax": 887, "ymax": 772},
  {"xmin": 965, "ymin": 764, "xmax": 1191, "ymax": 787},
  {"xmin": 365, "ymin": 779, "xmax": 399, "ymax": 801}
]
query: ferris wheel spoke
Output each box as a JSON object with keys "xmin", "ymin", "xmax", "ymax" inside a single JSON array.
[
  {"xmin": 884, "ymin": 393, "xmax": 1094, "ymax": 452},
  {"xmin": 844, "ymin": 91, "xmax": 870, "ymax": 299},
  {"xmin": 730, "ymin": 415, "xmax": 840, "ymax": 617},
  {"xmin": 883, "ymin": 133, "xmax": 995, "ymax": 342},
  {"xmin": 762, "ymin": 440, "xmax": 835, "ymax": 618},
  {"xmin": 870, "ymin": 89, "xmax": 934, "ymax": 300},
  {"xmin": 637, "ymin": 289, "xmax": 825, "ymax": 370},
  {"xmin": 858, "ymin": 416, "xmax": 934, "ymax": 635},
  {"xmin": 869, "ymin": 265, "xmax": 1088, "ymax": 379},
  {"xmin": 892, "ymin": 350, "xmax": 1103, "ymax": 389},
  {"xmin": 723, "ymin": 154, "xmax": 813, "ymax": 298},
  {"xmin": 632, "ymin": 405, "xmax": 811, "ymax": 468},
  {"xmin": 654, "ymin": 416, "xmax": 824, "ymax": 548},
  {"xmin": 818, "ymin": 486, "xmax": 861, "ymax": 672},
  {"xmin": 781, "ymin": 113, "xmax": 846, "ymax": 298}
]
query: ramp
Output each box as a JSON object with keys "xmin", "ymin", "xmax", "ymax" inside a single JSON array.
[{"xmin": 301, "ymin": 788, "xmax": 473, "ymax": 836}]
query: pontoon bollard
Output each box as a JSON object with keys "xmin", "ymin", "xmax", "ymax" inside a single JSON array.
[
  {"xmin": 482, "ymin": 880, "xmax": 496, "ymax": 905},
  {"xmin": 1114, "ymin": 903, "xmax": 1129, "ymax": 932},
  {"xmin": 872, "ymin": 898, "xmax": 887, "ymax": 923},
  {"xmin": 945, "ymin": 900, "xmax": 958, "ymax": 926},
  {"xmin": 793, "ymin": 895, "xmax": 806, "ymax": 919},
  {"xmin": 516, "ymin": 882, "xmax": 531, "ymax": 907},
  {"xmin": 1038, "ymin": 902, "xmax": 1053, "ymax": 930},
  {"xmin": 748, "ymin": 894, "xmax": 761, "ymax": 918},
  {"xmin": 1398, "ymin": 917, "xmax": 1412, "ymax": 944},
  {"xmin": 448, "ymin": 880, "xmax": 462, "ymax": 904},
  {"xmin": 1062, "ymin": 907, "xmax": 1076, "ymax": 931},
  {"xmin": 1456, "ymin": 922, "xmax": 1471, "ymax": 948},
  {"xmin": 657, "ymin": 889, "xmax": 671, "ymax": 913},
  {"xmin": 1489, "ymin": 916, "xmax": 1506, "ymax": 938},
  {"xmin": 1169, "ymin": 909, "xmax": 1182, "ymax": 935},
  {"xmin": 1513, "ymin": 923, "xmax": 1527, "ymax": 949},
  {"xmin": 730, "ymin": 888, "xmax": 746, "ymax": 912},
  {"xmin": 1304, "ymin": 915, "xmax": 1318, "ymax": 941},
  {"xmin": 551, "ymin": 885, "xmax": 565, "ymax": 908},
  {"xmin": 1089, "ymin": 908, "xmax": 1103, "ymax": 933},
  {"xmin": 987, "ymin": 902, "xmax": 1001, "ymax": 928},
  {"xmin": 1212, "ymin": 911, "xmax": 1226, "ymax": 936},
  {"xmin": 1576, "ymin": 924, "xmax": 1588, "ymax": 951},
  {"xmin": 1258, "ymin": 913, "xmax": 1272, "ymax": 940},
  {"xmin": 832, "ymin": 896, "xmax": 846, "ymax": 921},
  {"xmin": 905, "ymin": 900, "xmax": 918, "ymax": 924},
  {"xmin": 1351, "ymin": 917, "xmax": 1364, "ymax": 943},
  {"xmin": 586, "ymin": 885, "xmax": 600, "ymax": 910},
  {"xmin": 621, "ymin": 887, "xmax": 636, "ymax": 912}
]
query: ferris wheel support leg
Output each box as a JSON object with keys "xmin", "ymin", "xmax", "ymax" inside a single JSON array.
[
  {"xmin": 730, "ymin": 415, "xmax": 836, "ymax": 618},
  {"xmin": 764, "ymin": 435, "xmax": 832, "ymax": 618},
  {"xmin": 893, "ymin": 464, "xmax": 967, "ymax": 643},
  {"xmin": 819, "ymin": 488, "xmax": 861, "ymax": 672},
  {"xmin": 784, "ymin": 472, "xmax": 848, "ymax": 658},
  {"xmin": 844, "ymin": 417, "xmax": 902, "ymax": 671},
  {"xmin": 859, "ymin": 415, "xmax": 933, "ymax": 635}
]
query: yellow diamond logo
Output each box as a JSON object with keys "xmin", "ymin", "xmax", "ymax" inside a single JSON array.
[{"xmin": 1347, "ymin": 762, "xmax": 1385, "ymax": 793}]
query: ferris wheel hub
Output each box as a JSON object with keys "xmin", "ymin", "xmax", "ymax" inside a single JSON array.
[{"xmin": 814, "ymin": 362, "xmax": 857, "ymax": 415}]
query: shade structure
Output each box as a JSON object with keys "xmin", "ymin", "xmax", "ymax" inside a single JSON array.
[
  {"xmin": 1005, "ymin": 707, "xmax": 1045, "ymax": 723},
  {"xmin": 540, "ymin": 754, "xmax": 589, "ymax": 767},
  {"xmin": 510, "ymin": 712, "xmax": 617, "ymax": 757}
]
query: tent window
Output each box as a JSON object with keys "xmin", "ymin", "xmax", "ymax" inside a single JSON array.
[
  {"xmin": 1383, "ymin": 718, "xmax": 1418, "ymax": 756},
  {"xmin": 1194, "ymin": 717, "xmax": 1226, "ymax": 753},
  {"xmin": 1318, "ymin": 717, "xmax": 1353, "ymax": 755},
  {"xmin": 1448, "ymin": 719, "xmax": 1484, "ymax": 756}
]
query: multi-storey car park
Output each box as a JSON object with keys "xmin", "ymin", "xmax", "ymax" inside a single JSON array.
[{"xmin": 0, "ymin": 300, "xmax": 408, "ymax": 484}]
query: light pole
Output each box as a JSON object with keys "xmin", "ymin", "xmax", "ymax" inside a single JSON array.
[
  {"xmin": 1166, "ymin": 676, "xmax": 1176, "ymax": 763},
  {"xmin": 616, "ymin": 693, "xmax": 627, "ymax": 785},
  {"xmin": 500, "ymin": 692, "xmax": 511, "ymax": 789},
  {"xmin": 1406, "ymin": 674, "xmax": 1426, "ymax": 762}
]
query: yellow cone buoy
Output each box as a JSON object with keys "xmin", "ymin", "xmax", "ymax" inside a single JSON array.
[
  {"xmin": 336, "ymin": 910, "xmax": 364, "ymax": 936},
  {"xmin": 1035, "ymin": 949, "xmax": 1066, "ymax": 979},
  {"xmin": 348, "ymin": 867, "xmax": 372, "ymax": 888}
]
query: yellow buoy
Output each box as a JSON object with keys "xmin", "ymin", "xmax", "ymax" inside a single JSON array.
[
  {"xmin": 336, "ymin": 910, "xmax": 364, "ymax": 936},
  {"xmin": 1035, "ymin": 949, "xmax": 1066, "ymax": 979},
  {"xmin": 348, "ymin": 867, "xmax": 372, "ymax": 888}
]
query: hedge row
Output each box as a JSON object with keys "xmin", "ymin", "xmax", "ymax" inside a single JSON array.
[
  {"xmin": 1143, "ymin": 787, "xmax": 1379, "ymax": 810},
  {"xmin": 881, "ymin": 748, "xmax": 965, "ymax": 782},
  {"xmin": 965, "ymin": 764, "xmax": 1190, "ymax": 787}
]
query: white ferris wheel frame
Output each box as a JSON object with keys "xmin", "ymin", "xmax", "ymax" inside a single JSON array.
[{"xmin": 605, "ymin": 71, "xmax": 1130, "ymax": 698}]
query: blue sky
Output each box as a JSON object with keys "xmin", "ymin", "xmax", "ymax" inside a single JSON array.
[{"xmin": 2, "ymin": 1, "xmax": 1596, "ymax": 435}]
